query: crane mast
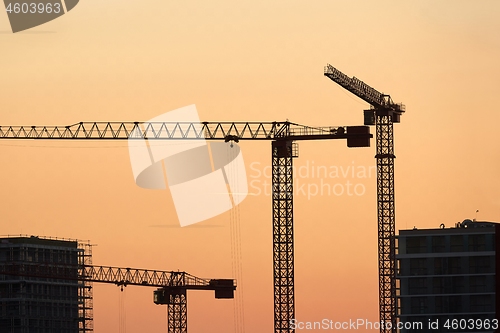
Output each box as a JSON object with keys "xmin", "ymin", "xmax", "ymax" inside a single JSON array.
[
  {"xmin": 324, "ymin": 64, "xmax": 405, "ymax": 333},
  {"xmin": 0, "ymin": 119, "xmax": 372, "ymax": 333}
]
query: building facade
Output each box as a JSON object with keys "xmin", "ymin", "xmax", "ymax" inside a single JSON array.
[
  {"xmin": 0, "ymin": 236, "xmax": 92, "ymax": 333},
  {"xmin": 396, "ymin": 220, "xmax": 499, "ymax": 332}
]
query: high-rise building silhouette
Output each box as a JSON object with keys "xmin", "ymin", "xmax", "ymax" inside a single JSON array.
[{"xmin": 396, "ymin": 220, "xmax": 498, "ymax": 332}]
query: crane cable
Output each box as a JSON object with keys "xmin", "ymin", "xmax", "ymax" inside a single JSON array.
[
  {"xmin": 227, "ymin": 142, "xmax": 245, "ymax": 333},
  {"xmin": 118, "ymin": 286, "xmax": 126, "ymax": 333}
]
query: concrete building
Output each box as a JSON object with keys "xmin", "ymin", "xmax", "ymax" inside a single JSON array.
[
  {"xmin": 0, "ymin": 236, "xmax": 92, "ymax": 333},
  {"xmin": 396, "ymin": 220, "xmax": 499, "ymax": 332}
]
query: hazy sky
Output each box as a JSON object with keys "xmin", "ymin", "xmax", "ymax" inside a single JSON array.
[{"xmin": 1, "ymin": 1, "xmax": 500, "ymax": 332}]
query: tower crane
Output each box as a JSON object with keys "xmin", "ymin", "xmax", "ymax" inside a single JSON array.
[
  {"xmin": 324, "ymin": 64, "xmax": 405, "ymax": 332},
  {"xmin": 0, "ymin": 260, "xmax": 236, "ymax": 333},
  {"xmin": 0, "ymin": 119, "xmax": 372, "ymax": 333}
]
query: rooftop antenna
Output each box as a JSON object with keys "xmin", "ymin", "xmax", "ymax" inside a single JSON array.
[{"xmin": 474, "ymin": 209, "xmax": 479, "ymax": 222}]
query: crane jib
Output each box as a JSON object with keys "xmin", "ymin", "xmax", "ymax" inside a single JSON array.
[{"xmin": 324, "ymin": 64, "xmax": 405, "ymax": 113}]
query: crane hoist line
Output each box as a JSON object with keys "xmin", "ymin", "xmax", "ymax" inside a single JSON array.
[{"xmin": 0, "ymin": 119, "xmax": 373, "ymax": 333}]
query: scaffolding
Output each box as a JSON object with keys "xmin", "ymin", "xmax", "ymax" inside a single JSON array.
[{"xmin": 78, "ymin": 241, "xmax": 93, "ymax": 333}]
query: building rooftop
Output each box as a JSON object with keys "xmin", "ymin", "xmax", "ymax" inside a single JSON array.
[
  {"xmin": 0, "ymin": 235, "xmax": 89, "ymax": 248},
  {"xmin": 399, "ymin": 219, "xmax": 499, "ymax": 236}
]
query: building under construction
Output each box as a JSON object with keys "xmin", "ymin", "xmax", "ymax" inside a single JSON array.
[{"xmin": 0, "ymin": 236, "xmax": 93, "ymax": 333}]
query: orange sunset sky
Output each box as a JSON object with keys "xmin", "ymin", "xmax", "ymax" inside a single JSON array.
[{"xmin": 1, "ymin": 1, "xmax": 500, "ymax": 332}]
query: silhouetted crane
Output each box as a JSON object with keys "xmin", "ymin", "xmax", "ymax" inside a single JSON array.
[
  {"xmin": 0, "ymin": 260, "xmax": 235, "ymax": 333},
  {"xmin": 325, "ymin": 64, "xmax": 405, "ymax": 333},
  {"xmin": 0, "ymin": 119, "xmax": 372, "ymax": 332}
]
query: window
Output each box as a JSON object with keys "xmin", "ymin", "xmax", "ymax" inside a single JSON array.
[
  {"xmin": 470, "ymin": 275, "xmax": 487, "ymax": 293},
  {"xmin": 434, "ymin": 296, "xmax": 445, "ymax": 313},
  {"xmin": 407, "ymin": 236, "xmax": 427, "ymax": 254},
  {"xmin": 449, "ymin": 295, "xmax": 462, "ymax": 312},
  {"xmin": 408, "ymin": 278, "xmax": 427, "ymax": 295},
  {"xmin": 469, "ymin": 256, "xmax": 492, "ymax": 274},
  {"xmin": 432, "ymin": 236, "xmax": 445, "ymax": 252},
  {"xmin": 470, "ymin": 295, "xmax": 492, "ymax": 312},
  {"xmin": 432, "ymin": 277, "xmax": 443, "ymax": 294},
  {"xmin": 410, "ymin": 258, "xmax": 427, "ymax": 275},
  {"xmin": 434, "ymin": 258, "xmax": 447, "ymax": 275},
  {"xmin": 450, "ymin": 235, "xmax": 464, "ymax": 252},
  {"xmin": 410, "ymin": 297, "xmax": 427, "ymax": 314},
  {"xmin": 468, "ymin": 234, "xmax": 488, "ymax": 252},
  {"xmin": 432, "ymin": 276, "xmax": 464, "ymax": 294},
  {"xmin": 448, "ymin": 257, "xmax": 461, "ymax": 274},
  {"xmin": 451, "ymin": 276, "xmax": 464, "ymax": 293}
]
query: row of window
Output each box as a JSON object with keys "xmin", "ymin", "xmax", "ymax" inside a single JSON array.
[
  {"xmin": 0, "ymin": 317, "xmax": 79, "ymax": 332},
  {"xmin": 405, "ymin": 234, "xmax": 494, "ymax": 254},
  {"xmin": 0, "ymin": 247, "xmax": 79, "ymax": 264},
  {"xmin": 0, "ymin": 301, "xmax": 78, "ymax": 318},
  {"xmin": 400, "ymin": 256, "xmax": 494, "ymax": 275},
  {"xmin": 405, "ymin": 276, "xmax": 492, "ymax": 295},
  {"xmin": 401, "ymin": 294, "xmax": 494, "ymax": 314}
]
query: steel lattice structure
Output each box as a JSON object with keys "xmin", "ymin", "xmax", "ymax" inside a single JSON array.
[
  {"xmin": 0, "ymin": 261, "xmax": 218, "ymax": 288},
  {"xmin": 0, "ymin": 261, "xmax": 235, "ymax": 333},
  {"xmin": 324, "ymin": 64, "xmax": 405, "ymax": 333},
  {"xmin": 375, "ymin": 115, "xmax": 396, "ymax": 330},
  {"xmin": 272, "ymin": 140, "xmax": 296, "ymax": 331},
  {"xmin": 0, "ymin": 121, "xmax": 356, "ymax": 141},
  {"xmin": 78, "ymin": 242, "xmax": 93, "ymax": 333},
  {"xmin": 167, "ymin": 291, "xmax": 187, "ymax": 333},
  {"xmin": 0, "ymin": 120, "xmax": 372, "ymax": 333}
]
